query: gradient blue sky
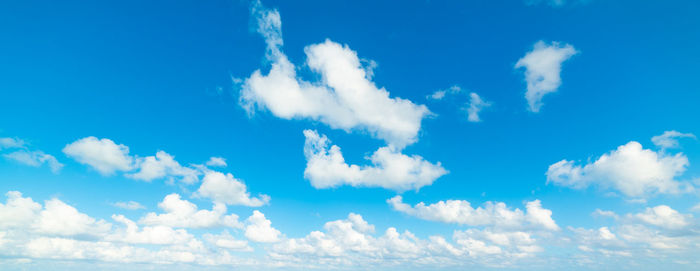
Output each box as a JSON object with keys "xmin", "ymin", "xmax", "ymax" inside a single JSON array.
[{"xmin": 1, "ymin": 0, "xmax": 699, "ymax": 270}]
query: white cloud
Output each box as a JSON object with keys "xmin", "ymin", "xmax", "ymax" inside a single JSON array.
[
  {"xmin": 112, "ymin": 201, "xmax": 145, "ymax": 210},
  {"xmin": 203, "ymin": 230, "xmax": 252, "ymax": 251},
  {"xmin": 139, "ymin": 193, "xmax": 243, "ymax": 229},
  {"xmin": 3, "ymin": 150, "xmax": 63, "ymax": 173},
  {"xmin": 0, "ymin": 191, "xmax": 42, "ymax": 229},
  {"xmin": 651, "ymin": 130, "xmax": 695, "ymax": 150},
  {"xmin": 241, "ymin": 1, "xmax": 430, "ymax": 148},
  {"xmin": 245, "ymin": 210, "xmax": 281, "ymax": 243},
  {"xmin": 272, "ymin": 212, "xmax": 549, "ymax": 268},
  {"xmin": 126, "ymin": 151, "xmax": 199, "ymax": 184},
  {"xmin": 32, "ymin": 198, "xmax": 112, "ymax": 237},
  {"xmin": 630, "ymin": 205, "xmax": 691, "ymax": 230},
  {"xmin": 427, "ymin": 85, "xmax": 461, "ymax": 100},
  {"xmin": 593, "ymin": 209, "xmax": 619, "ymax": 219},
  {"xmin": 388, "ymin": 196, "xmax": 559, "ymax": 231},
  {"xmin": 515, "ymin": 40, "xmax": 578, "ymax": 112},
  {"xmin": 0, "ymin": 137, "xmax": 25, "ymax": 149},
  {"xmin": 107, "ymin": 215, "xmax": 194, "ymax": 245},
  {"xmin": 0, "ymin": 191, "xmax": 260, "ymax": 267},
  {"xmin": 466, "ymin": 92, "xmax": 491, "ymax": 122},
  {"xmin": 63, "ymin": 136, "xmax": 134, "ymax": 175},
  {"xmin": 303, "ymin": 130, "xmax": 447, "ymax": 191},
  {"xmin": 206, "ymin": 156, "xmax": 227, "ymax": 167},
  {"xmin": 571, "ymin": 205, "xmax": 699, "ymax": 259},
  {"xmin": 546, "ymin": 141, "xmax": 690, "ymax": 197},
  {"xmin": 194, "ymin": 171, "xmax": 269, "ymax": 207}
]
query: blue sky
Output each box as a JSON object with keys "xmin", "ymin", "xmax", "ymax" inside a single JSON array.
[{"xmin": 1, "ymin": 0, "xmax": 699, "ymax": 270}]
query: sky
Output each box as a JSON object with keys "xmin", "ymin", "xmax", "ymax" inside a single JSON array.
[{"xmin": 0, "ymin": 0, "xmax": 699, "ymax": 270}]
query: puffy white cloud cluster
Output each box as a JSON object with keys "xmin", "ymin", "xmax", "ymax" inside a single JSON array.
[
  {"xmin": 271, "ymin": 213, "xmax": 549, "ymax": 269},
  {"xmin": 63, "ymin": 136, "xmax": 133, "ymax": 175},
  {"xmin": 63, "ymin": 136, "xmax": 268, "ymax": 206},
  {"xmin": 240, "ymin": 2, "xmax": 430, "ymax": 149},
  {"xmin": 239, "ymin": 1, "xmax": 448, "ymax": 192},
  {"xmin": 194, "ymin": 171, "xmax": 270, "ymax": 207},
  {"xmin": 571, "ymin": 205, "xmax": 699, "ymax": 262},
  {"xmin": 303, "ymin": 130, "xmax": 447, "ymax": 191},
  {"xmin": 515, "ymin": 40, "xmax": 577, "ymax": 112},
  {"xmin": 0, "ymin": 191, "xmax": 264, "ymax": 267},
  {"xmin": 244, "ymin": 210, "xmax": 281, "ymax": 243},
  {"xmin": 0, "ymin": 136, "xmax": 63, "ymax": 173},
  {"xmin": 546, "ymin": 139, "xmax": 691, "ymax": 197},
  {"xmin": 388, "ymin": 196, "xmax": 559, "ymax": 231},
  {"xmin": 139, "ymin": 193, "xmax": 244, "ymax": 229}
]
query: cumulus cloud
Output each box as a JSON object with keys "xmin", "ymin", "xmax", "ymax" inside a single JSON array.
[
  {"xmin": 32, "ymin": 198, "xmax": 112, "ymax": 237},
  {"xmin": 107, "ymin": 215, "xmax": 195, "ymax": 245},
  {"xmin": 272, "ymin": 212, "xmax": 549, "ymax": 268},
  {"xmin": 651, "ymin": 130, "xmax": 695, "ymax": 150},
  {"xmin": 0, "ymin": 191, "xmax": 42, "ymax": 229},
  {"xmin": 3, "ymin": 150, "xmax": 63, "ymax": 173},
  {"xmin": 630, "ymin": 205, "xmax": 691, "ymax": 230},
  {"xmin": 126, "ymin": 151, "xmax": 199, "ymax": 184},
  {"xmin": 388, "ymin": 196, "xmax": 559, "ymax": 231},
  {"xmin": 0, "ymin": 191, "xmax": 266, "ymax": 268},
  {"xmin": 63, "ymin": 136, "xmax": 134, "ymax": 175},
  {"xmin": 206, "ymin": 157, "xmax": 227, "ymax": 167},
  {"xmin": 139, "ymin": 193, "xmax": 243, "ymax": 229},
  {"xmin": 571, "ymin": 205, "xmax": 699, "ymax": 260},
  {"xmin": 240, "ymin": 1, "xmax": 430, "ymax": 148},
  {"xmin": 194, "ymin": 171, "xmax": 269, "ymax": 207},
  {"xmin": 303, "ymin": 130, "xmax": 447, "ymax": 191},
  {"xmin": 547, "ymin": 141, "xmax": 690, "ymax": 197},
  {"xmin": 515, "ymin": 41, "xmax": 578, "ymax": 112},
  {"xmin": 465, "ymin": 92, "xmax": 491, "ymax": 122},
  {"xmin": 244, "ymin": 210, "xmax": 281, "ymax": 243}
]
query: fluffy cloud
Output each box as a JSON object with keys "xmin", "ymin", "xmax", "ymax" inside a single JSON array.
[
  {"xmin": 63, "ymin": 136, "xmax": 134, "ymax": 175},
  {"xmin": 244, "ymin": 210, "xmax": 281, "ymax": 243},
  {"xmin": 194, "ymin": 171, "xmax": 270, "ymax": 207},
  {"xmin": 0, "ymin": 191, "xmax": 258, "ymax": 267},
  {"xmin": 630, "ymin": 205, "xmax": 691, "ymax": 230},
  {"xmin": 272, "ymin": 213, "xmax": 549, "ymax": 269},
  {"xmin": 651, "ymin": 130, "xmax": 696, "ymax": 150},
  {"xmin": 466, "ymin": 92, "xmax": 491, "ymax": 122},
  {"xmin": 3, "ymin": 150, "xmax": 63, "ymax": 173},
  {"xmin": 108, "ymin": 215, "xmax": 195, "ymax": 245},
  {"xmin": 388, "ymin": 196, "xmax": 559, "ymax": 231},
  {"xmin": 515, "ymin": 41, "xmax": 578, "ymax": 112},
  {"xmin": 206, "ymin": 156, "xmax": 227, "ymax": 167},
  {"xmin": 240, "ymin": 1, "xmax": 430, "ymax": 148},
  {"xmin": 571, "ymin": 205, "xmax": 699, "ymax": 260},
  {"xmin": 126, "ymin": 151, "xmax": 199, "ymax": 184},
  {"xmin": 32, "ymin": 198, "xmax": 112, "ymax": 237},
  {"xmin": 0, "ymin": 191, "xmax": 42, "ymax": 229},
  {"xmin": 303, "ymin": 130, "xmax": 447, "ymax": 191},
  {"xmin": 546, "ymin": 141, "xmax": 690, "ymax": 197},
  {"xmin": 139, "ymin": 193, "xmax": 243, "ymax": 229}
]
